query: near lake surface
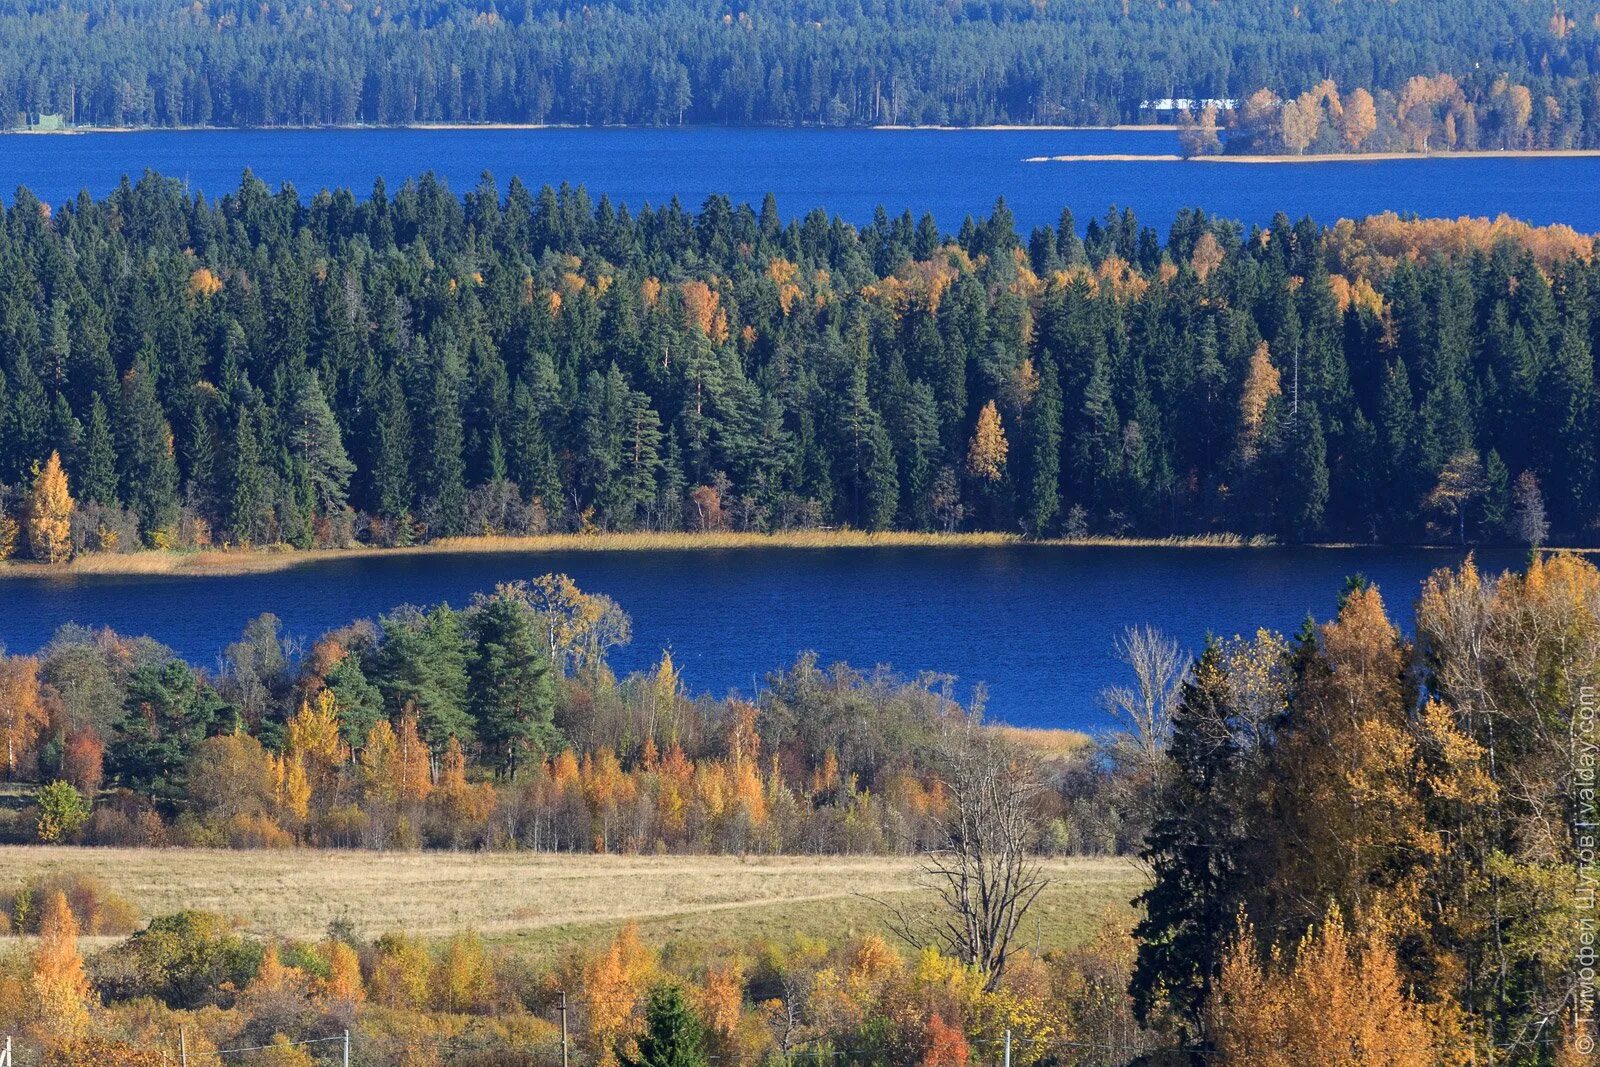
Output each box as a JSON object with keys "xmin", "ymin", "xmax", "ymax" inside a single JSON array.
[
  {"xmin": 0, "ymin": 546, "xmax": 1522, "ymax": 729},
  {"xmin": 4, "ymin": 127, "xmax": 1600, "ymax": 231}
]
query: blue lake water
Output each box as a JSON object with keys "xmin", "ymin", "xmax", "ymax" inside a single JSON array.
[
  {"xmin": 2, "ymin": 127, "xmax": 1599, "ymax": 232},
  {"xmin": 0, "ymin": 546, "xmax": 1521, "ymax": 729}
]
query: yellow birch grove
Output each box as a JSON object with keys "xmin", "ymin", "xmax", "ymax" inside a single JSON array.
[
  {"xmin": 1341, "ymin": 87, "xmax": 1379, "ymax": 149},
  {"xmin": 26, "ymin": 450, "xmax": 74, "ymax": 563}
]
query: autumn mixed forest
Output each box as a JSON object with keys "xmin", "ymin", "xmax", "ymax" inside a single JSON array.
[{"xmin": 0, "ymin": 175, "xmax": 1592, "ymax": 569}]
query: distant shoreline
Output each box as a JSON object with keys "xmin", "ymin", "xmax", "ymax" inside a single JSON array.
[
  {"xmin": 1027, "ymin": 148, "xmax": 1600, "ymax": 164},
  {"xmin": 0, "ymin": 531, "xmax": 1558, "ymax": 582},
  {"xmin": 0, "ymin": 529, "xmax": 1273, "ymax": 579},
  {"xmin": 9, "ymin": 124, "xmax": 1600, "ymax": 162},
  {"xmin": 1, "ymin": 121, "xmax": 1183, "ymax": 136}
]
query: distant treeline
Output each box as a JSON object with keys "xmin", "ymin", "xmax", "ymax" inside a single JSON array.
[
  {"xmin": 3, "ymin": 0, "xmax": 1600, "ymax": 136},
  {"xmin": 0, "ymin": 174, "xmax": 1595, "ymax": 556}
]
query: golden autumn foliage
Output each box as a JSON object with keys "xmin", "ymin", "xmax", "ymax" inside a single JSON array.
[
  {"xmin": 43, "ymin": 1038, "xmax": 169, "ymax": 1067},
  {"xmin": 696, "ymin": 959, "xmax": 747, "ymax": 1042},
  {"xmin": 921, "ymin": 1014, "xmax": 970, "ymax": 1066},
  {"xmin": 681, "ymin": 279, "xmax": 730, "ymax": 343},
  {"xmin": 1189, "ymin": 231, "xmax": 1225, "ymax": 282},
  {"xmin": 567, "ymin": 922, "xmax": 658, "ymax": 1065},
  {"xmin": 0, "ymin": 654, "xmax": 49, "ymax": 778},
  {"xmin": 1341, "ymin": 86, "xmax": 1379, "ymax": 149},
  {"xmin": 29, "ymin": 892, "xmax": 92, "ymax": 1044},
  {"xmin": 322, "ymin": 939, "xmax": 365, "ymax": 1005},
  {"xmin": 360, "ymin": 715, "xmax": 434, "ymax": 807},
  {"xmin": 1266, "ymin": 586, "xmax": 1438, "ymax": 938},
  {"xmin": 188, "ymin": 729, "xmax": 278, "ymax": 824},
  {"xmin": 432, "ymin": 736, "xmax": 496, "ymax": 828},
  {"xmin": 270, "ymin": 747, "xmax": 312, "ymax": 824},
  {"xmin": 1208, "ymin": 910, "xmax": 1436, "ymax": 1067},
  {"xmin": 1326, "ymin": 212, "xmax": 1592, "ymax": 278},
  {"xmin": 1235, "ymin": 341, "xmax": 1280, "ymax": 466},
  {"xmin": 966, "ymin": 401, "xmax": 1008, "ymax": 482},
  {"xmin": 187, "ymin": 266, "xmax": 224, "ymax": 299},
  {"xmin": 61, "ymin": 728, "xmax": 104, "ymax": 797},
  {"xmin": 859, "ymin": 254, "xmax": 963, "ymax": 317},
  {"xmin": 1326, "ymin": 272, "xmax": 1385, "ymax": 317},
  {"xmin": 26, "ymin": 451, "xmax": 74, "ymax": 563},
  {"xmin": 370, "ymin": 931, "xmax": 433, "ymax": 1010},
  {"xmin": 432, "ymin": 930, "xmax": 494, "ymax": 1013},
  {"xmin": 254, "ymin": 1035, "xmax": 317, "ymax": 1067},
  {"xmin": 286, "ymin": 688, "xmax": 348, "ymax": 807},
  {"xmin": 766, "ymin": 257, "xmax": 803, "ymax": 313}
]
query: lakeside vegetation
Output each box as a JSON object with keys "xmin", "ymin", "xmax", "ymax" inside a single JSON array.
[
  {"xmin": 0, "ymin": 553, "xmax": 1592, "ymax": 1062},
  {"xmin": 0, "ymin": 571, "xmax": 1111, "ymax": 857},
  {"xmin": 3, "ymin": 0, "xmax": 1600, "ymax": 148},
  {"xmin": 0, "ymin": 530, "xmax": 1270, "ymax": 579},
  {"xmin": 0, "ymin": 174, "xmax": 1595, "ymax": 567}
]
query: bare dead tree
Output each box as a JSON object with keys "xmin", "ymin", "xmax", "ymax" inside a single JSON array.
[
  {"xmin": 887, "ymin": 729, "xmax": 1047, "ymax": 991},
  {"xmin": 1102, "ymin": 625, "xmax": 1188, "ymax": 770},
  {"xmin": 1101, "ymin": 625, "xmax": 1190, "ymax": 840}
]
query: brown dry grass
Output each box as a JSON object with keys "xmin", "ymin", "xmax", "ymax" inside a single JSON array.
[
  {"xmin": 1, "ymin": 847, "xmax": 1141, "ymax": 960},
  {"xmin": 0, "ymin": 529, "xmax": 1268, "ymax": 580},
  {"xmin": 988, "ymin": 725, "xmax": 1095, "ymax": 762}
]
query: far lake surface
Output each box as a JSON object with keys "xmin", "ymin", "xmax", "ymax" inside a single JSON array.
[
  {"xmin": 0, "ymin": 546, "xmax": 1522, "ymax": 729},
  {"xmin": 3, "ymin": 127, "xmax": 1600, "ymax": 231}
]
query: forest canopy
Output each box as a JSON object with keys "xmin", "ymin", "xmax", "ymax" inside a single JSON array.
[
  {"xmin": 3, "ymin": 0, "xmax": 1600, "ymax": 142},
  {"xmin": 0, "ymin": 173, "xmax": 1595, "ymax": 553}
]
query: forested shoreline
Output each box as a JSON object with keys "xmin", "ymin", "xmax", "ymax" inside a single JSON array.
[
  {"xmin": 0, "ymin": 173, "xmax": 1595, "ymax": 560},
  {"xmin": 4, "ymin": 0, "xmax": 1600, "ymax": 149}
]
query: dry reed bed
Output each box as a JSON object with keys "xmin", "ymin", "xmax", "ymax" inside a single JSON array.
[{"xmin": 0, "ymin": 530, "xmax": 1268, "ymax": 580}]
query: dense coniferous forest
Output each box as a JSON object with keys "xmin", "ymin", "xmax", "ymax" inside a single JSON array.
[
  {"xmin": 0, "ymin": 173, "xmax": 1594, "ymax": 554},
  {"xmin": 3, "ymin": 0, "xmax": 1600, "ymax": 144}
]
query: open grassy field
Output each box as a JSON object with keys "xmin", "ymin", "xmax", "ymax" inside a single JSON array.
[{"xmin": 2, "ymin": 848, "xmax": 1142, "ymax": 961}]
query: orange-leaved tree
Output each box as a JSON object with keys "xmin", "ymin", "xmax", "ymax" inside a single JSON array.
[
  {"xmin": 29, "ymin": 891, "xmax": 92, "ymax": 1045},
  {"xmin": 1207, "ymin": 908, "xmax": 1435, "ymax": 1067}
]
